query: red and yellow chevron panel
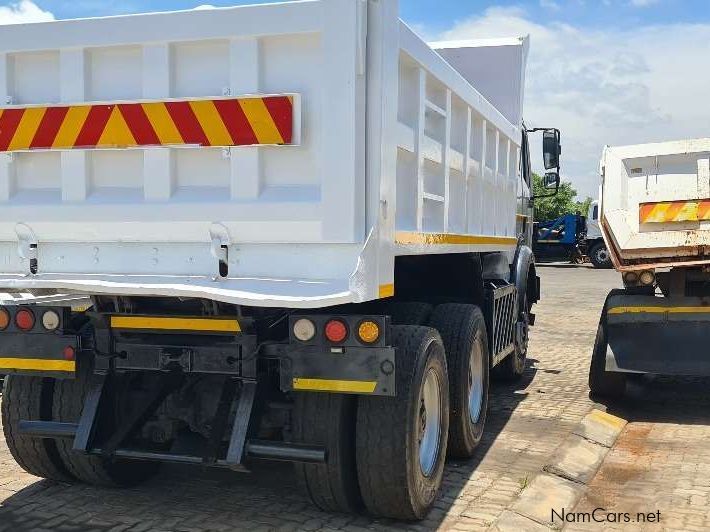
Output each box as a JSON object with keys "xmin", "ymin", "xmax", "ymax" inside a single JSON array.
[
  {"xmin": 639, "ymin": 199, "xmax": 710, "ymax": 224},
  {"xmin": 0, "ymin": 95, "xmax": 295, "ymax": 152}
]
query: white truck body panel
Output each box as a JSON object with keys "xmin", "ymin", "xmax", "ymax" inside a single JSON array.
[
  {"xmin": 587, "ymin": 200, "xmax": 602, "ymax": 240},
  {"xmin": 431, "ymin": 37, "xmax": 529, "ymax": 129},
  {"xmin": 0, "ymin": 0, "xmax": 525, "ymax": 307},
  {"xmin": 600, "ymin": 138, "xmax": 710, "ymax": 270}
]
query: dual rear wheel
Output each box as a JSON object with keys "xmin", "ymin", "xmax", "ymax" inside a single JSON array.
[
  {"xmin": 1, "ymin": 366, "xmax": 160, "ymax": 487},
  {"xmin": 294, "ymin": 303, "xmax": 495, "ymax": 520}
]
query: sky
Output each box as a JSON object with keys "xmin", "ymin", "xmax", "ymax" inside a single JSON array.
[{"xmin": 1, "ymin": 0, "xmax": 710, "ymax": 198}]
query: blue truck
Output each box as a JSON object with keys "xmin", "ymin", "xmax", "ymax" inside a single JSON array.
[{"xmin": 533, "ymin": 202, "xmax": 611, "ymax": 268}]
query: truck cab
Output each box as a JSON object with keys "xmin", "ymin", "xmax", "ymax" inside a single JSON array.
[{"xmin": 586, "ymin": 200, "xmax": 611, "ymax": 268}]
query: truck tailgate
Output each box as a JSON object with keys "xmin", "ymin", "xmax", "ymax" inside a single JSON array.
[
  {"xmin": 601, "ymin": 138, "xmax": 710, "ymax": 268},
  {"xmin": 0, "ymin": 1, "xmax": 367, "ymax": 304}
]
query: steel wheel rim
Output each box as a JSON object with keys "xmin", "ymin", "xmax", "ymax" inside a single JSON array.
[
  {"xmin": 418, "ymin": 368, "xmax": 442, "ymax": 477},
  {"xmin": 596, "ymin": 248, "xmax": 610, "ymax": 263},
  {"xmin": 468, "ymin": 335, "xmax": 484, "ymax": 424}
]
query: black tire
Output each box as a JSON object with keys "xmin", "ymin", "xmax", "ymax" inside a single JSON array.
[
  {"xmin": 292, "ymin": 393, "xmax": 362, "ymax": 514},
  {"xmin": 383, "ymin": 302, "xmax": 433, "ymax": 326},
  {"xmin": 53, "ymin": 365, "xmax": 160, "ymax": 487},
  {"xmin": 356, "ymin": 326, "xmax": 449, "ymax": 520},
  {"xmin": 428, "ymin": 304, "xmax": 489, "ymax": 458},
  {"xmin": 588, "ymin": 315, "xmax": 626, "ymax": 399},
  {"xmin": 589, "ymin": 242, "xmax": 612, "ymax": 269},
  {"xmin": 1, "ymin": 375, "xmax": 74, "ymax": 482}
]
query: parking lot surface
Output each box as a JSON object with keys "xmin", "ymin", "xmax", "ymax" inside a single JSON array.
[
  {"xmin": 566, "ymin": 367, "xmax": 710, "ymax": 531},
  {"xmin": 0, "ymin": 266, "xmax": 624, "ymax": 531}
]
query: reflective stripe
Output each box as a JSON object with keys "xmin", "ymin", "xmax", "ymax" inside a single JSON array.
[
  {"xmin": 239, "ymin": 97, "xmax": 285, "ymax": 144},
  {"xmin": 608, "ymin": 306, "xmax": 710, "ymax": 314},
  {"xmin": 293, "ymin": 378, "xmax": 377, "ymax": 394},
  {"xmin": 396, "ymin": 231, "xmax": 517, "ymax": 246},
  {"xmin": 0, "ymin": 358, "xmax": 75, "ymax": 372},
  {"xmin": 0, "ymin": 95, "xmax": 295, "ymax": 152},
  {"xmin": 8, "ymin": 107, "xmax": 46, "ymax": 151},
  {"xmin": 639, "ymin": 200, "xmax": 710, "ymax": 223},
  {"xmin": 111, "ymin": 316, "xmax": 241, "ymax": 333},
  {"xmin": 379, "ymin": 283, "xmax": 395, "ymax": 298}
]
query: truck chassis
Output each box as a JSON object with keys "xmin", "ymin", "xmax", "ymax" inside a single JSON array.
[{"xmin": 1, "ymin": 250, "xmax": 538, "ymax": 520}]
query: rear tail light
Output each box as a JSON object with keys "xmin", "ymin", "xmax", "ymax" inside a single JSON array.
[
  {"xmin": 293, "ymin": 318, "xmax": 316, "ymax": 342},
  {"xmin": 15, "ymin": 308, "xmax": 35, "ymax": 331},
  {"xmin": 0, "ymin": 308, "xmax": 9, "ymax": 330},
  {"xmin": 639, "ymin": 270, "xmax": 655, "ymax": 286},
  {"xmin": 623, "ymin": 271, "xmax": 639, "ymax": 285},
  {"xmin": 357, "ymin": 320, "xmax": 380, "ymax": 344},
  {"xmin": 324, "ymin": 319, "xmax": 348, "ymax": 343},
  {"xmin": 62, "ymin": 345, "xmax": 76, "ymax": 361},
  {"xmin": 41, "ymin": 310, "xmax": 61, "ymax": 331}
]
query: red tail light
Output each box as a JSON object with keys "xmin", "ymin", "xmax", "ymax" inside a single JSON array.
[
  {"xmin": 15, "ymin": 308, "xmax": 35, "ymax": 331},
  {"xmin": 324, "ymin": 319, "xmax": 348, "ymax": 343},
  {"xmin": 62, "ymin": 346, "xmax": 76, "ymax": 361}
]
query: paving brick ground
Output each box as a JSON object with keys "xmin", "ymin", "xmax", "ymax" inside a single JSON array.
[
  {"xmin": 564, "ymin": 375, "xmax": 710, "ymax": 531},
  {"xmin": 0, "ymin": 265, "xmax": 617, "ymax": 532}
]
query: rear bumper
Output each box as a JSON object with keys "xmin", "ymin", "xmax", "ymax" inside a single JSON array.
[
  {"xmin": 0, "ymin": 332, "xmax": 77, "ymax": 378},
  {"xmin": 605, "ymin": 293, "xmax": 710, "ymax": 375}
]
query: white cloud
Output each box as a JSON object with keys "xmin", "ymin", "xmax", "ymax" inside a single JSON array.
[
  {"xmin": 630, "ymin": 0, "xmax": 660, "ymax": 6},
  {"xmin": 0, "ymin": 0, "xmax": 54, "ymax": 24},
  {"xmin": 437, "ymin": 7, "xmax": 710, "ymax": 198},
  {"xmin": 539, "ymin": 0, "xmax": 561, "ymax": 10}
]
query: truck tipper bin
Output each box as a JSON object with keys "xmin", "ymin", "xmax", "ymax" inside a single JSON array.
[
  {"xmin": 0, "ymin": 1, "xmax": 562, "ymax": 520},
  {"xmin": 590, "ymin": 138, "xmax": 710, "ymax": 398}
]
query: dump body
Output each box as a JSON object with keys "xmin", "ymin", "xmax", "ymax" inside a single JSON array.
[
  {"xmin": 0, "ymin": 0, "xmax": 527, "ymax": 308},
  {"xmin": 600, "ymin": 138, "xmax": 710, "ymax": 270}
]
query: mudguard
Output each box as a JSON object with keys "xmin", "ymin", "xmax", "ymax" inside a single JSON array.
[
  {"xmin": 511, "ymin": 244, "xmax": 538, "ymax": 313},
  {"xmin": 605, "ymin": 291, "xmax": 710, "ymax": 376}
]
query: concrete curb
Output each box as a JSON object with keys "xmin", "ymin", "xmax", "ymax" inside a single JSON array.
[{"xmin": 489, "ymin": 408, "xmax": 627, "ymax": 531}]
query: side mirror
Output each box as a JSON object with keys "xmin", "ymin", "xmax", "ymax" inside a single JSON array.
[
  {"xmin": 543, "ymin": 129, "xmax": 561, "ymax": 170},
  {"xmin": 544, "ymin": 171, "xmax": 560, "ymax": 190}
]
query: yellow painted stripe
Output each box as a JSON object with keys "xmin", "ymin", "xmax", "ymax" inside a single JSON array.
[
  {"xmin": 97, "ymin": 106, "xmax": 136, "ymax": 148},
  {"xmin": 379, "ymin": 283, "xmax": 395, "ymax": 298},
  {"xmin": 0, "ymin": 358, "xmax": 75, "ymax": 372},
  {"xmin": 293, "ymin": 378, "xmax": 377, "ymax": 394},
  {"xmin": 239, "ymin": 98, "xmax": 284, "ymax": 144},
  {"xmin": 53, "ymin": 105, "xmax": 92, "ymax": 149},
  {"xmin": 587, "ymin": 409, "xmax": 626, "ymax": 430},
  {"xmin": 608, "ymin": 306, "xmax": 710, "ymax": 315},
  {"xmin": 189, "ymin": 100, "xmax": 233, "ymax": 146},
  {"xmin": 8, "ymin": 107, "xmax": 47, "ymax": 151},
  {"xmin": 111, "ymin": 316, "xmax": 241, "ymax": 333},
  {"xmin": 677, "ymin": 201, "xmax": 698, "ymax": 221},
  {"xmin": 396, "ymin": 231, "xmax": 518, "ymax": 246},
  {"xmin": 141, "ymin": 102, "xmax": 184, "ymax": 145}
]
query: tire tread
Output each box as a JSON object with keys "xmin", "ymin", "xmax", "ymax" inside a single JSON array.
[{"xmin": 1, "ymin": 375, "xmax": 74, "ymax": 482}]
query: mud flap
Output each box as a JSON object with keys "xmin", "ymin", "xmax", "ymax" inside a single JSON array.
[{"xmin": 605, "ymin": 293, "xmax": 710, "ymax": 376}]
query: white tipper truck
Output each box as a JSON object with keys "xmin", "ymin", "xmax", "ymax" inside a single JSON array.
[
  {"xmin": 590, "ymin": 138, "xmax": 710, "ymax": 399},
  {"xmin": 0, "ymin": 1, "xmax": 562, "ymax": 520}
]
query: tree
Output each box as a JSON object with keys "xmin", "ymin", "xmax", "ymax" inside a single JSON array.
[{"xmin": 532, "ymin": 173, "xmax": 593, "ymax": 221}]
